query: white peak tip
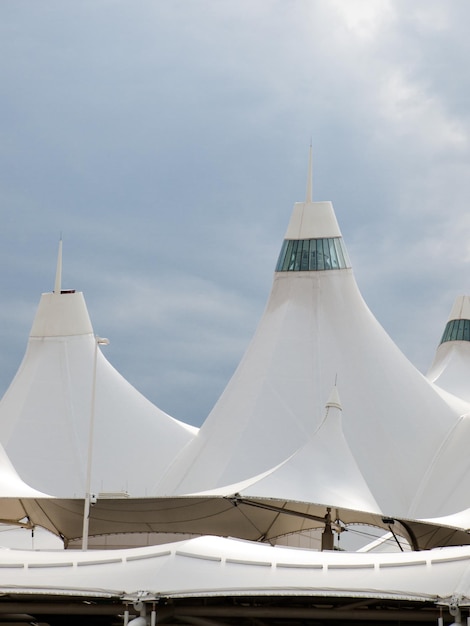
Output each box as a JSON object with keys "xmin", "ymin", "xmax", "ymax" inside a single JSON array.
[{"xmin": 325, "ymin": 386, "xmax": 342, "ymax": 411}]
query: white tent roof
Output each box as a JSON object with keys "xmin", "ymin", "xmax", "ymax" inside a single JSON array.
[
  {"xmin": 0, "ymin": 248, "xmax": 197, "ymax": 497},
  {"xmin": 157, "ymin": 183, "xmax": 463, "ymax": 519},
  {"xmin": 1, "ymin": 535, "xmax": 470, "ymax": 605},
  {"xmin": 193, "ymin": 387, "xmax": 382, "ymax": 516},
  {"xmin": 2, "ymin": 156, "xmax": 470, "ymax": 621},
  {"xmin": 0, "ymin": 448, "xmax": 48, "ymax": 499},
  {"xmin": 2, "ymin": 153, "xmax": 470, "ymax": 552},
  {"xmin": 240, "ymin": 387, "xmax": 382, "ymax": 514}
]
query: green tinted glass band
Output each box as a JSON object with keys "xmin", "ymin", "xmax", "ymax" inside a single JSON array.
[
  {"xmin": 440, "ymin": 319, "xmax": 470, "ymax": 344},
  {"xmin": 276, "ymin": 238, "xmax": 351, "ymax": 272}
]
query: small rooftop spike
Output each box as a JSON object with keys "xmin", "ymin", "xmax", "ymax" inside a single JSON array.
[
  {"xmin": 325, "ymin": 385, "xmax": 342, "ymax": 411},
  {"xmin": 306, "ymin": 143, "xmax": 313, "ymax": 203},
  {"xmin": 54, "ymin": 237, "xmax": 63, "ymax": 294}
]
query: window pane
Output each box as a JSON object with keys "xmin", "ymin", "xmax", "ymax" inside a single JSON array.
[
  {"xmin": 339, "ymin": 239, "xmax": 352, "ymax": 268},
  {"xmin": 464, "ymin": 321, "xmax": 470, "ymax": 342},
  {"xmin": 276, "ymin": 240, "xmax": 288, "ymax": 271},
  {"xmin": 281, "ymin": 240, "xmax": 294, "ymax": 271},
  {"xmin": 309, "ymin": 239, "xmax": 317, "ymax": 270},
  {"xmin": 328, "ymin": 238, "xmax": 339, "ymax": 269},
  {"xmin": 316, "ymin": 239, "xmax": 325, "ymax": 270},
  {"xmin": 300, "ymin": 240, "xmax": 310, "ymax": 270},
  {"xmin": 333, "ymin": 238, "xmax": 346, "ymax": 269},
  {"xmin": 294, "ymin": 240, "xmax": 302, "ymax": 270},
  {"xmin": 288, "ymin": 240, "xmax": 299, "ymax": 270},
  {"xmin": 446, "ymin": 322, "xmax": 453, "ymax": 342}
]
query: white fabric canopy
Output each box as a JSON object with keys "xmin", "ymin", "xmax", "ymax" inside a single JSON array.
[
  {"xmin": 0, "ymin": 286, "xmax": 196, "ymax": 497},
  {"xmin": 3, "ymin": 494, "xmax": 469, "ymax": 552},
  {"xmin": 1, "ymin": 535, "xmax": 470, "ymax": 602},
  {"xmin": 193, "ymin": 386, "xmax": 382, "ymax": 517},
  {"xmin": 1, "ymin": 157, "xmax": 470, "ymax": 553},
  {"xmin": 158, "ymin": 199, "xmax": 464, "ymax": 519}
]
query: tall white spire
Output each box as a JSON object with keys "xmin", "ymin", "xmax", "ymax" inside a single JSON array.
[
  {"xmin": 284, "ymin": 145, "xmax": 342, "ymax": 240},
  {"xmin": 54, "ymin": 237, "xmax": 62, "ymax": 294},
  {"xmin": 306, "ymin": 143, "xmax": 313, "ymax": 203}
]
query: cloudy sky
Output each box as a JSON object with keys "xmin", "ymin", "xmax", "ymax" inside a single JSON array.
[{"xmin": 1, "ymin": 0, "xmax": 469, "ymax": 427}]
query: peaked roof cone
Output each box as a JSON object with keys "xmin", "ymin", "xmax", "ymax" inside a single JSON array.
[
  {"xmin": 157, "ymin": 151, "xmax": 462, "ymax": 519},
  {"xmin": 427, "ymin": 295, "xmax": 470, "ymax": 402},
  {"xmin": 234, "ymin": 386, "xmax": 382, "ymax": 515},
  {"xmin": 0, "ymin": 246, "xmax": 197, "ymax": 497}
]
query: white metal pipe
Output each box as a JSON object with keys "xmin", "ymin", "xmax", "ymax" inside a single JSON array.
[{"xmin": 82, "ymin": 336, "xmax": 109, "ymax": 550}]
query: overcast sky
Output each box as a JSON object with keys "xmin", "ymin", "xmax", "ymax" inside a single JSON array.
[{"xmin": 1, "ymin": 0, "xmax": 470, "ymax": 427}]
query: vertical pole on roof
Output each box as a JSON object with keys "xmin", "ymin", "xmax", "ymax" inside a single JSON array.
[
  {"xmin": 54, "ymin": 237, "xmax": 63, "ymax": 294},
  {"xmin": 306, "ymin": 142, "xmax": 313, "ymax": 203},
  {"xmin": 82, "ymin": 335, "xmax": 109, "ymax": 550}
]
